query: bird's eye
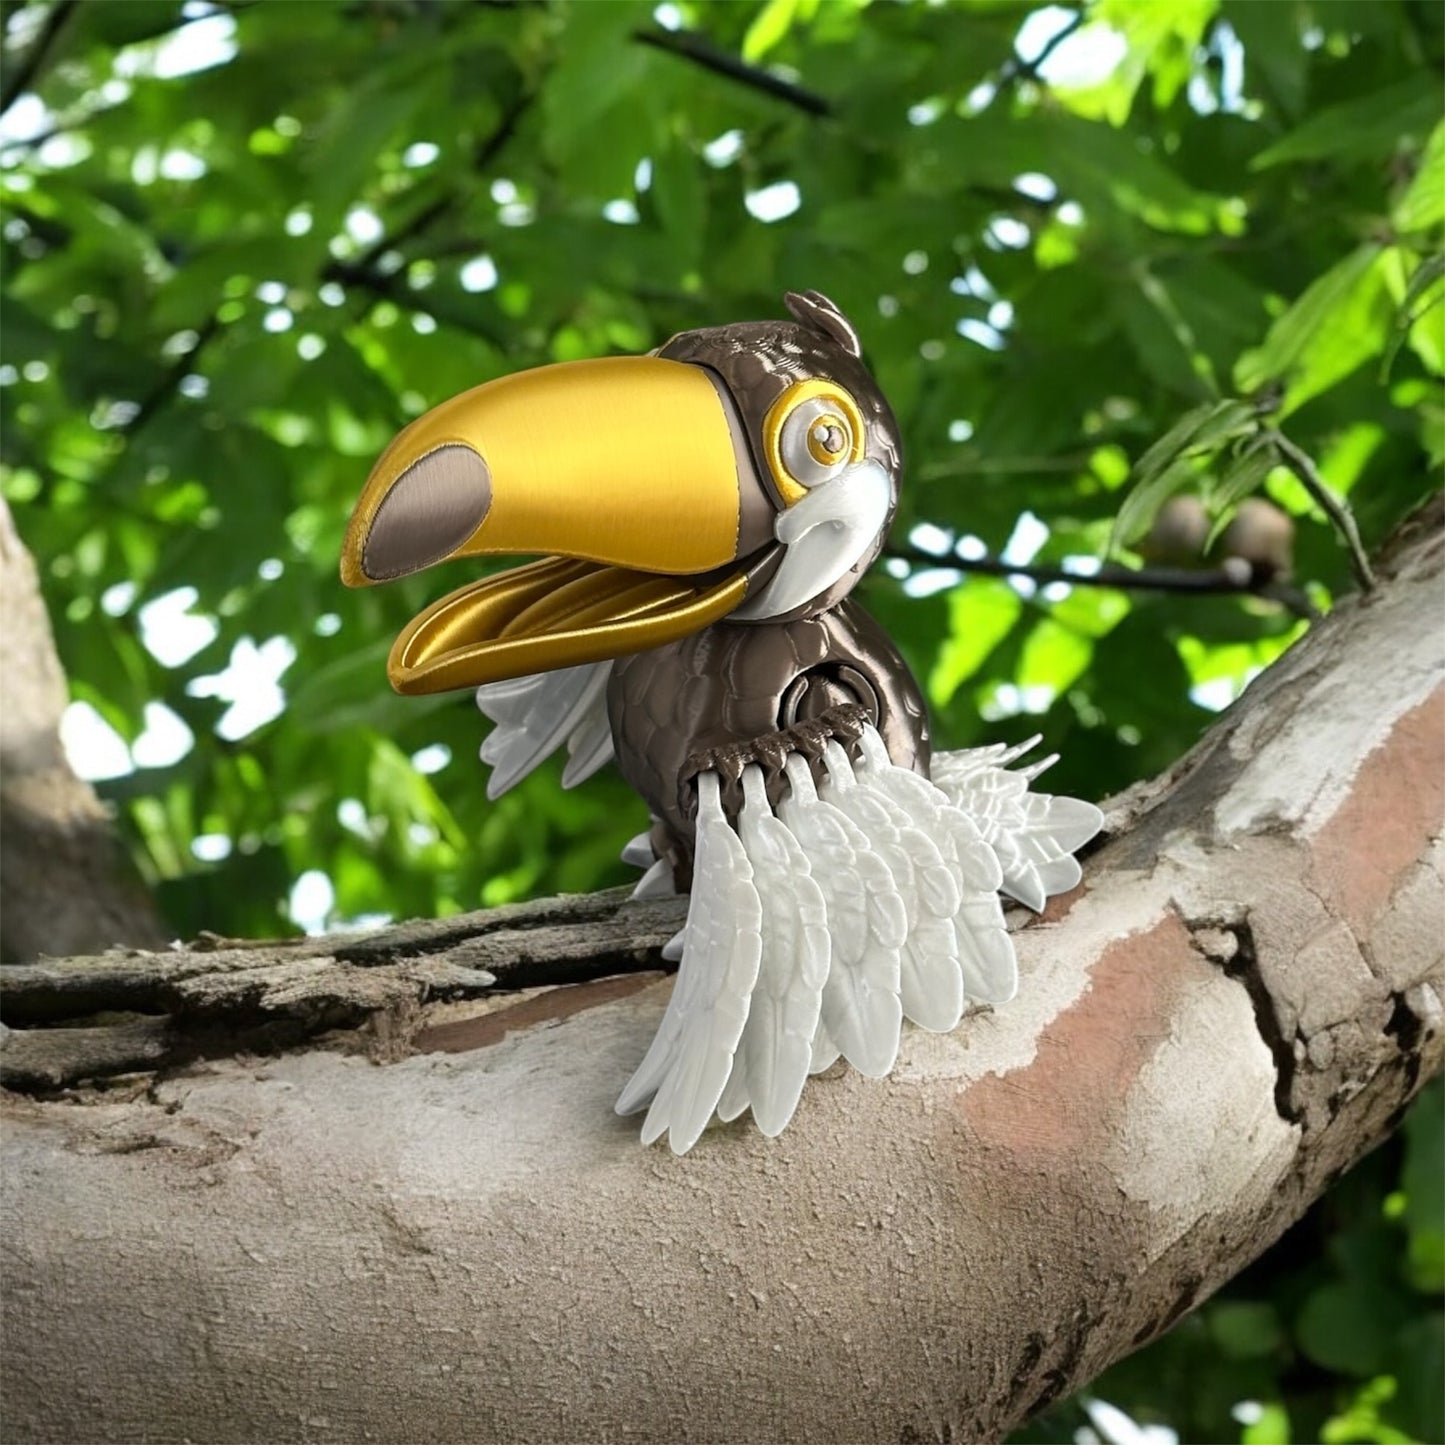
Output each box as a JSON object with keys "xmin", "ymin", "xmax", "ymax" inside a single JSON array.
[{"xmin": 764, "ymin": 382, "xmax": 865, "ymax": 504}]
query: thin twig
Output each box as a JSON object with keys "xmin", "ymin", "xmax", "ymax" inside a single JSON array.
[
  {"xmin": 1265, "ymin": 428, "xmax": 1377, "ymax": 592},
  {"xmin": 343, "ymin": 90, "xmax": 533, "ymax": 280},
  {"xmin": 888, "ymin": 545, "xmax": 1320, "ymax": 619},
  {"xmin": 0, "ymin": 101, "xmax": 124, "ymax": 157},
  {"xmin": 323, "ymin": 262, "xmax": 506, "ymax": 347},
  {"xmin": 0, "ymin": 0, "xmax": 78, "ymax": 117},
  {"xmin": 120, "ymin": 313, "xmax": 221, "ymax": 438},
  {"xmin": 1000, "ymin": 9, "xmax": 1084, "ymax": 85},
  {"xmin": 633, "ymin": 28, "xmax": 831, "ymax": 117}
]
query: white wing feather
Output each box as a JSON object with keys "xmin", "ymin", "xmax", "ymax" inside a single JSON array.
[
  {"xmin": 854, "ymin": 727, "xmax": 1016, "ymax": 1005},
  {"xmin": 615, "ymin": 772, "xmax": 762, "ymax": 1155},
  {"xmin": 561, "ymin": 692, "xmax": 616, "ymax": 789},
  {"xmin": 720, "ymin": 766, "xmax": 830, "ymax": 1136},
  {"xmin": 475, "ymin": 662, "xmax": 614, "ymax": 800},
  {"xmin": 777, "ymin": 755, "xmax": 903, "ymax": 1078},
  {"xmin": 809, "ymin": 1021, "xmax": 842, "ymax": 1074},
  {"xmin": 931, "ymin": 737, "xmax": 1103, "ymax": 913},
  {"xmin": 819, "ymin": 740, "xmax": 965, "ymax": 1033}
]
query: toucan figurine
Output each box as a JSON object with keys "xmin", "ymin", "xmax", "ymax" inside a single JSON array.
[{"xmin": 341, "ymin": 291, "xmax": 1102, "ymax": 1154}]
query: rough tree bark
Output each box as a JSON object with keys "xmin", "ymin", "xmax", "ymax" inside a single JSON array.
[
  {"xmin": 1, "ymin": 504, "xmax": 1441, "ymax": 1445},
  {"xmin": 0, "ymin": 497, "xmax": 167, "ymax": 961}
]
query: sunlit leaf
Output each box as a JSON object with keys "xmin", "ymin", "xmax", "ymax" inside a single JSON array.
[
  {"xmin": 1234, "ymin": 245, "xmax": 1383, "ymax": 397},
  {"xmin": 928, "ymin": 580, "xmax": 1022, "ymax": 708},
  {"xmin": 1392, "ymin": 120, "xmax": 1445, "ymax": 235}
]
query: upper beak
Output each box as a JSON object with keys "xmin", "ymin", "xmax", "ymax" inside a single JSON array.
[{"xmin": 340, "ymin": 356, "xmax": 776, "ymax": 694}]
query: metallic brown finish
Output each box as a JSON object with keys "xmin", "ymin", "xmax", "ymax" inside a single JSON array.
[
  {"xmin": 679, "ymin": 701, "xmax": 870, "ymax": 823},
  {"xmin": 658, "ymin": 302, "xmax": 901, "ymax": 607},
  {"xmin": 608, "ymin": 598, "xmax": 930, "ymax": 877},
  {"xmin": 784, "ymin": 289, "xmax": 861, "ymax": 357}
]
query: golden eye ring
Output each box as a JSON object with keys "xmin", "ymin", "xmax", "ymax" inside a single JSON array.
[{"xmin": 762, "ymin": 380, "xmax": 866, "ymax": 505}]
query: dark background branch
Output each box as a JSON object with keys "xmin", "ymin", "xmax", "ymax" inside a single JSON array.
[
  {"xmin": 634, "ymin": 28, "xmax": 832, "ymax": 116},
  {"xmin": 887, "ymin": 544, "xmax": 1321, "ymax": 618},
  {"xmin": 0, "ymin": 0, "xmax": 78, "ymax": 118}
]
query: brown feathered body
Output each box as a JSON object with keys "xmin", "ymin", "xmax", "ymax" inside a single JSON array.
[{"xmin": 608, "ymin": 599, "xmax": 930, "ymax": 883}]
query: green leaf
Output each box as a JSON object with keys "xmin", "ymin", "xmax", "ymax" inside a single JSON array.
[
  {"xmin": 542, "ymin": 1, "xmax": 654, "ymax": 198},
  {"xmin": 1393, "ymin": 120, "xmax": 1445, "ymax": 234},
  {"xmin": 1297, "ymin": 1281, "xmax": 1397, "ymax": 1377},
  {"xmin": 1234, "ymin": 245, "xmax": 1383, "ymax": 396},
  {"xmin": 1112, "ymin": 400, "xmax": 1258, "ymax": 550},
  {"xmin": 1208, "ymin": 1301, "xmax": 1285, "ymax": 1361},
  {"xmin": 742, "ymin": 0, "xmax": 803, "ymax": 62},
  {"xmin": 1206, "ymin": 445, "xmax": 1278, "ymax": 546},
  {"xmin": 1252, "ymin": 75, "xmax": 1440, "ymax": 170},
  {"xmin": 1111, "ymin": 457, "xmax": 1196, "ymax": 551},
  {"xmin": 1280, "ymin": 255, "xmax": 1393, "ymax": 415},
  {"xmin": 1320, "ymin": 1376, "xmax": 1416, "ymax": 1445},
  {"xmin": 1401, "ymin": 1080, "xmax": 1444, "ymax": 1293},
  {"xmin": 1392, "ymin": 1313, "xmax": 1445, "ymax": 1442},
  {"xmin": 1134, "ymin": 402, "xmax": 1223, "ymax": 486},
  {"xmin": 1056, "ymin": 0, "xmax": 1218, "ymax": 127},
  {"xmin": 1381, "ymin": 249, "xmax": 1445, "ymax": 380},
  {"xmin": 1018, "ymin": 618, "xmax": 1093, "ymax": 698},
  {"xmin": 1240, "ymin": 1402, "xmax": 1292, "ymax": 1445},
  {"xmin": 928, "ymin": 580, "xmax": 1022, "ymax": 708},
  {"xmin": 651, "ymin": 135, "xmax": 705, "ymax": 273}
]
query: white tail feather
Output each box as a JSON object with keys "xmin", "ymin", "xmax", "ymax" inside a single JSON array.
[
  {"xmin": 853, "ymin": 726, "xmax": 1016, "ymax": 1008},
  {"xmin": 631, "ymin": 858, "xmax": 675, "ymax": 900},
  {"xmin": 819, "ymin": 740, "xmax": 965, "ymax": 1035},
  {"xmin": 930, "ymin": 741, "xmax": 1103, "ymax": 915},
  {"xmin": 809, "ymin": 1020, "xmax": 842, "ymax": 1074}
]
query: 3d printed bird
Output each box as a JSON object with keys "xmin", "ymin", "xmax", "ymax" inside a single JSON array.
[{"xmin": 341, "ymin": 291, "xmax": 1102, "ymax": 1154}]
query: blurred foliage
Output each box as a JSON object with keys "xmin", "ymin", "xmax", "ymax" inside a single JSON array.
[{"xmin": 0, "ymin": 0, "xmax": 1439, "ymax": 1440}]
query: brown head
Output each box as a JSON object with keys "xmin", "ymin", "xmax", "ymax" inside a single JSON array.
[{"xmin": 339, "ymin": 291, "xmax": 902, "ymax": 694}]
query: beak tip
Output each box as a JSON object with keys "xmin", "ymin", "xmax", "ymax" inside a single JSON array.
[{"xmin": 339, "ymin": 549, "xmax": 370, "ymax": 589}]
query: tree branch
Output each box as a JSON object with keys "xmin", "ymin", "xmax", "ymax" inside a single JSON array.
[
  {"xmin": 0, "ymin": 0, "xmax": 78, "ymax": 119},
  {"xmin": 1, "ymin": 505, "xmax": 1440, "ymax": 1444},
  {"xmin": 633, "ymin": 28, "xmax": 832, "ymax": 117},
  {"xmin": 887, "ymin": 543, "xmax": 1321, "ymax": 619}
]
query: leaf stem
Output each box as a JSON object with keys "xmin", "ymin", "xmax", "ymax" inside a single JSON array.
[{"xmin": 1264, "ymin": 428, "xmax": 1377, "ymax": 592}]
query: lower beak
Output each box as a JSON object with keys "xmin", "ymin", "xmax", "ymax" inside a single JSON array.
[{"xmin": 340, "ymin": 356, "xmax": 775, "ymax": 694}]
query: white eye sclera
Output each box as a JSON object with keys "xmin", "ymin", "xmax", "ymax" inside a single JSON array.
[{"xmin": 779, "ymin": 396, "xmax": 855, "ymax": 488}]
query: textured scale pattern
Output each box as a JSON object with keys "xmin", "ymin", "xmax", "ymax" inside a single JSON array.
[{"xmin": 607, "ymin": 598, "xmax": 929, "ymax": 875}]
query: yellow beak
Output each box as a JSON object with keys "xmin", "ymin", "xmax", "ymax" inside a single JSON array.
[{"xmin": 340, "ymin": 356, "xmax": 775, "ymax": 694}]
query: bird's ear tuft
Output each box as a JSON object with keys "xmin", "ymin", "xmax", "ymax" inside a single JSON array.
[{"xmin": 784, "ymin": 290, "xmax": 861, "ymax": 358}]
